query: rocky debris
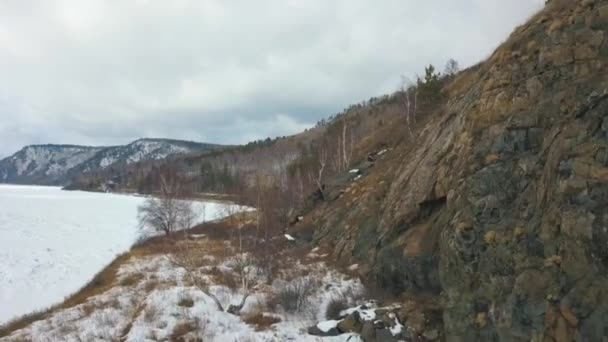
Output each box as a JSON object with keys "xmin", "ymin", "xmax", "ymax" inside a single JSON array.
[{"xmin": 309, "ymin": 302, "xmax": 443, "ymax": 341}]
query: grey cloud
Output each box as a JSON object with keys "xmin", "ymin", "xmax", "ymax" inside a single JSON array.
[{"xmin": 0, "ymin": 0, "xmax": 544, "ymax": 157}]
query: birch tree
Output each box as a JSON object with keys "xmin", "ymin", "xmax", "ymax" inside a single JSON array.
[{"xmin": 400, "ymin": 75, "xmax": 418, "ymax": 137}]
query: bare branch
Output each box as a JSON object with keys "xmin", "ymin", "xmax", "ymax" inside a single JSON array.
[
  {"xmin": 137, "ymin": 171, "xmax": 195, "ymax": 236},
  {"xmin": 169, "ymin": 247, "xmax": 225, "ymax": 312}
]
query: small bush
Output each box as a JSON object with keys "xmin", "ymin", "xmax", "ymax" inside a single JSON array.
[
  {"xmin": 209, "ymin": 266, "xmax": 238, "ymax": 290},
  {"xmin": 243, "ymin": 313, "xmax": 281, "ymax": 331},
  {"xmin": 120, "ymin": 273, "xmax": 144, "ymax": 287},
  {"xmin": 80, "ymin": 303, "xmax": 96, "ymax": 317},
  {"xmin": 325, "ymin": 297, "xmax": 348, "ymax": 320},
  {"xmin": 170, "ymin": 321, "xmax": 198, "ymax": 341},
  {"xmin": 57, "ymin": 323, "xmax": 76, "ymax": 336},
  {"xmin": 143, "ymin": 305, "xmax": 158, "ymax": 323},
  {"xmin": 178, "ymin": 296, "xmax": 194, "ymax": 308},
  {"xmin": 107, "ymin": 298, "xmax": 121, "ymax": 310},
  {"xmin": 189, "ymin": 221, "xmax": 233, "ymax": 240},
  {"xmin": 144, "ymin": 279, "xmax": 159, "ymax": 293},
  {"xmin": 269, "ymin": 277, "xmax": 316, "ymax": 313}
]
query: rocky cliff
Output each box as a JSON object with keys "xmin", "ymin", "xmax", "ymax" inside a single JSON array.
[{"xmin": 295, "ymin": 0, "xmax": 608, "ymax": 340}]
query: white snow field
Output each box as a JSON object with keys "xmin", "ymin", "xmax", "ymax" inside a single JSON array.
[{"xmin": 0, "ymin": 185, "xmax": 228, "ymax": 324}]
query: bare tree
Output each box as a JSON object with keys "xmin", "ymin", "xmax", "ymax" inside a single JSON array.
[
  {"xmin": 339, "ymin": 121, "xmax": 354, "ymax": 171},
  {"xmin": 313, "ymin": 147, "xmax": 328, "ymax": 200},
  {"xmin": 170, "ymin": 237, "xmax": 253, "ymax": 315},
  {"xmin": 400, "ymin": 75, "xmax": 418, "ymax": 137},
  {"xmin": 220, "ymin": 202, "xmax": 245, "ymax": 251},
  {"xmin": 217, "ymin": 201, "xmax": 257, "ymax": 315},
  {"xmin": 444, "ymin": 58, "xmax": 460, "ymax": 76},
  {"xmin": 137, "ymin": 173, "xmax": 196, "ymax": 236},
  {"xmin": 294, "ymin": 166, "xmax": 305, "ymax": 202},
  {"xmin": 170, "ymin": 246, "xmax": 226, "ymax": 311},
  {"xmin": 226, "ymin": 252, "xmax": 254, "ymax": 315}
]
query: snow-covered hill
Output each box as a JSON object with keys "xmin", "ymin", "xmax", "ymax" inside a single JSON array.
[
  {"xmin": 0, "ymin": 139, "xmax": 222, "ymax": 185},
  {"xmin": 69, "ymin": 139, "xmax": 222, "ymax": 176}
]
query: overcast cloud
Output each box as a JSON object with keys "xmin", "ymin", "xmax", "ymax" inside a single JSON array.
[{"xmin": 0, "ymin": 0, "xmax": 544, "ymax": 158}]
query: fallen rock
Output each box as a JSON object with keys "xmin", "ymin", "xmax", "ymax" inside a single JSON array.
[{"xmin": 337, "ymin": 311, "xmax": 363, "ymax": 333}]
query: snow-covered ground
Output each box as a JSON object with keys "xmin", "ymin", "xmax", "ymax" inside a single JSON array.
[
  {"xmin": 0, "ymin": 185, "xmax": 229, "ymax": 324},
  {"xmin": 1, "ymin": 237, "xmax": 366, "ymax": 342}
]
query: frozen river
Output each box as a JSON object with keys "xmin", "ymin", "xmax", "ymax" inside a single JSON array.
[{"xmin": 0, "ymin": 185, "xmax": 226, "ymax": 324}]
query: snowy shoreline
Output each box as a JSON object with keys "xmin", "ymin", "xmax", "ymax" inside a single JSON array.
[{"xmin": 0, "ymin": 185, "xmax": 230, "ymax": 324}]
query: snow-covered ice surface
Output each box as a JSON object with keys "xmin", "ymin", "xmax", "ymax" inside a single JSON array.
[{"xmin": 0, "ymin": 184, "xmax": 229, "ymax": 324}]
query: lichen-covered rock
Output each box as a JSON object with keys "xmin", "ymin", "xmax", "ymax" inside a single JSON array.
[{"xmin": 299, "ymin": 0, "xmax": 608, "ymax": 340}]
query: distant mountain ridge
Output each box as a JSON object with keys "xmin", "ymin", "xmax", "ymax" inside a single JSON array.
[{"xmin": 0, "ymin": 138, "xmax": 223, "ymax": 185}]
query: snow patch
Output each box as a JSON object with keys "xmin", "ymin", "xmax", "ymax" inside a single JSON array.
[{"xmin": 317, "ymin": 320, "xmax": 340, "ymax": 332}]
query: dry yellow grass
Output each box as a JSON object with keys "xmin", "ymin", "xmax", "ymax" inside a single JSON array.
[{"xmin": 243, "ymin": 313, "xmax": 281, "ymax": 331}]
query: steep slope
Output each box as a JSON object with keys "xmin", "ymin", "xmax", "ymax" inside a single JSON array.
[
  {"xmin": 0, "ymin": 139, "xmax": 222, "ymax": 186},
  {"xmin": 293, "ymin": 0, "xmax": 608, "ymax": 340}
]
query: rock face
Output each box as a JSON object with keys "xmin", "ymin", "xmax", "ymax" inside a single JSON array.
[
  {"xmin": 0, "ymin": 139, "xmax": 221, "ymax": 185},
  {"xmin": 299, "ymin": 0, "xmax": 608, "ymax": 340}
]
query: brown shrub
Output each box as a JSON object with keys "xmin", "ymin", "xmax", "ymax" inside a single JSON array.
[
  {"xmin": 188, "ymin": 221, "xmax": 233, "ymax": 240},
  {"xmin": 143, "ymin": 305, "xmax": 158, "ymax": 323},
  {"xmin": 170, "ymin": 321, "xmax": 199, "ymax": 341},
  {"xmin": 243, "ymin": 313, "xmax": 281, "ymax": 331},
  {"xmin": 107, "ymin": 298, "xmax": 121, "ymax": 310},
  {"xmin": 209, "ymin": 267, "xmax": 238, "ymax": 290},
  {"xmin": 143, "ymin": 279, "xmax": 159, "ymax": 293},
  {"xmin": 178, "ymin": 296, "xmax": 195, "ymax": 308},
  {"xmin": 0, "ymin": 310, "xmax": 49, "ymax": 338},
  {"xmin": 268, "ymin": 277, "xmax": 316, "ymax": 313},
  {"xmin": 325, "ymin": 297, "xmax": 349, "ymax": 320},
  {"xmin": 130, "ymin": 235, "xmax": 182, "ymax": 256},
  {"xmin": 120, "ymin": 273, "xmax": 144, "ymax": 287},
  {"xmin": 80, "ymin": 303, "xmax": 96, "ymax": 317}
]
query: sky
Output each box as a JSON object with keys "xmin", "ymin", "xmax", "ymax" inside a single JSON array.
[{"xmin": 0, "ymin": 0, "xmax": 545, "ymax": 158}]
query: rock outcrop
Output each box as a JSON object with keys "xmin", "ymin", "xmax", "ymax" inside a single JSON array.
[
  {"xmin": 298, "ymin": 0, "xmax": 608, "ymax": 340},
  {"xmin": 308, "ymin": 300, "xmax": 444, "ymax": 341}
]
